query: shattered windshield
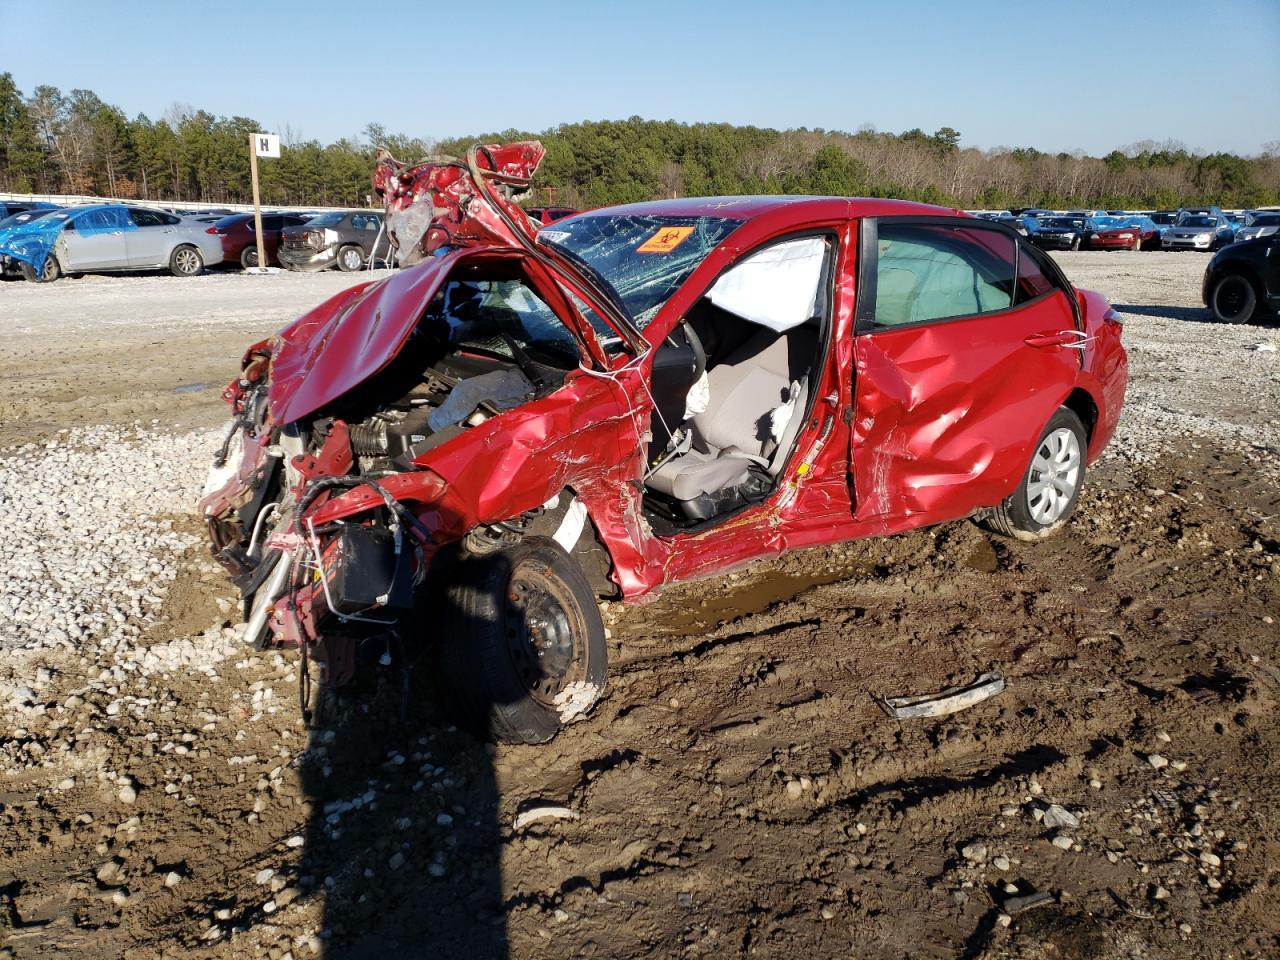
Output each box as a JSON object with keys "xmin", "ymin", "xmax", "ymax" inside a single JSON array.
[
  {"xmin": 421, "ymin": 279, "xmax": 583, "ymax": 369},
  {"xmin": 537, "ymin": 215, "xmax": 744, "ymax": 329}
]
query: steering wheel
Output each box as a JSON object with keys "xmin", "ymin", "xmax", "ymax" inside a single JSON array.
[{"xmin": 668, "ymin": 319, "xmax": 706, "ymax": 381}]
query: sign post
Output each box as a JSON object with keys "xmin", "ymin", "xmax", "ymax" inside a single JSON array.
[{"xmin": 249, "ymin": 133, "xmax": 280, "ymax": 270}]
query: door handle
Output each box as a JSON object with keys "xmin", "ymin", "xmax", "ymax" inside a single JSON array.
[{"xmin": 1025, "ymin": 330, "xmax": 1089, "ymax": 349}]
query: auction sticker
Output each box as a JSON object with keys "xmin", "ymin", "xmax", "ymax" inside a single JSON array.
[{"xmin": 636, "ymin": 226, "xmax": 695, "ymax": 254}]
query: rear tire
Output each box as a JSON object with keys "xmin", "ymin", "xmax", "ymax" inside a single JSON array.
[
  {"xmin": 20, "ymin": 256, "xmax": 60, "ymax": 283},
  {"xmin": 170, "ymin": 245, "xmax": 203, "ymax": 277},
  {"xmin": 1209, "ymin": 273, "xmax": 1257, "ymax": 324},
  {"xmin": 240, "ymin": 247, "xmax": 260, "ymax": 269},
  {"xmin": 1070, "ymin": 236, "xmax": 1081, "ymax": 251},
  {"xmin": 440, "ymin": 537, "xmax": 607, "ymax": 744},
  {"xmin": 337, "ymin": 245, "xmax": 364, "ymax": 272},
  {"xmin": 982, "ymin": 407, "xmax": 1087, "ymax": 542}
]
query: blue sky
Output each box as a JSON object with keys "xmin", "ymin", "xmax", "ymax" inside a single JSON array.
[{"xmin": 3, "ymin": 0, "xmax": 1277, "ymax": 154}]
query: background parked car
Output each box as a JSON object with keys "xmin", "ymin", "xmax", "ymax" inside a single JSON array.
[
  {"xmin": 1030, "ymin": 215, "xmax": 1094, "ymax": 250},
  {"xmin": 209, "ymin": 212, "xmax": 313, "ymax": 268},
  {"xmin": 1089, "ymin": 215, "xmax": 1160, "ymax": 250},
  {"xmin": 1235, "ymin": 212, "xmax": 1280, "ymax": 242},
  {"xmin": 1203, "ymin": 232, "xmax": 1280, "ymax": 323},
  {"xmin": 0, "ymin": 200, "xmax": 57, "ymax": 219},
  {"xmin": 279, "ymin": 210, "xmax": 391, "ymax": 272},
  {"xmin": 0, "ymin": 207, "xmax": 62, "ymax": 278},
  {"xmin": 1164, "ymin": 214, "xmax": 1235, "ymax": 251},
  {"xmin": 525, "ymin": 206, "xmax": 578, "ymax": 225},
  {"xmin": 0, "ymin": 204, "xmax": 223, "ymax": 281}
]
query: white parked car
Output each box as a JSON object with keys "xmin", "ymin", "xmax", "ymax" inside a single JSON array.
[{"xmin": 0, "ymin": 204, "xmax": 224, "ymax": 282}]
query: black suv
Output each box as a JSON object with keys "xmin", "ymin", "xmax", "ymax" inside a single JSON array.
[{"xmin": 1203, "ymin": 234, "xmax": 1280, "ymax": 323}]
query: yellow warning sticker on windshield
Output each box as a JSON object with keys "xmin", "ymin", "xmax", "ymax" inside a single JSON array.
[{"xmin": 636, "ymin": 225, "xmax": 694, "ymax": 254}]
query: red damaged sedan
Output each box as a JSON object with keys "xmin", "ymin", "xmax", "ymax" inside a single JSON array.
[{"xmin": 201, "ymin": 142, "xmax": 1127, "ymax": 743}]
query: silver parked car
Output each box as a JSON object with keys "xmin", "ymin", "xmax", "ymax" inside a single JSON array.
[
  {"xmin": 1162, "ymin": 214, "xmax": 1234, "ymax": 252},
  {"xmin": 0, "ymin": 204, "xmax": 224, "ymax": 282}
]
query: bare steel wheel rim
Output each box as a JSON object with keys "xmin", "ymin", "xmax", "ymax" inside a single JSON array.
[
  {"xmin": 176, "ymin": 248, "xmax": 200, "ymax": 274},
  {"xmin": 504, "ymin": 560, "xmax": 587, "ymax": 708},
  {"xmin": 1026, "ymin": 427, "xmax": 1081, "ymax": 525}
]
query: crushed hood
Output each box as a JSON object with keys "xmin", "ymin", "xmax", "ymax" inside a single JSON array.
[
  {"xmin": 372, "ymin": 141, "xmax": 545, "ymax": 266},
  {"xmin": 268, "ymin": 248, "xmax": 473, "ymax": 423}
]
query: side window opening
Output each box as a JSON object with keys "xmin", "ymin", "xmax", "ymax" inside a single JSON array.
[{"xmin": 642, "ymin": 235, "xmax": 834, "ymax": 532}]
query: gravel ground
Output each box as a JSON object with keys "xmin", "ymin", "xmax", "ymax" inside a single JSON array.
[{"xmin": 0, "ymin": 252, "xmax": 1277, "ymax": 959}]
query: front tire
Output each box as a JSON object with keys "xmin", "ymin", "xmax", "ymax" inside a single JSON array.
[
  {"xmin": 1209, "ymin": 274, "xmax": 1257, "ymax": 324},
  {"xmin": 983, "ymin": 407, "xmax": 1087, "ymax": 541},
  {"xmin": 441, "ymin": 537, "xmax": 607, "ymax": 744},
  {"xmin": 20, "ymin": 256, "xmax": 61, "ymax": 283},
  {"xmin": 170, "ymin": 245, "xmax": 204, "ymax": 277},
  {"xmin": 337, "ymin": 245, "xmax": 364, "ymax": 272}
]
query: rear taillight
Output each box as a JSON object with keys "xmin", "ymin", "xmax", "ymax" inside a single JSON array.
[{"xmin": 205, "ymin": 226, "xmax": 219, "ymax": 234}]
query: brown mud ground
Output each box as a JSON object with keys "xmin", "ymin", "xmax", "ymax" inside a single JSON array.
[{"xmin": 2, "ymin": 442, "xmax": 1277, "ymax": 960}]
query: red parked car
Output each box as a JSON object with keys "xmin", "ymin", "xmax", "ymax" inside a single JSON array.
[
  {"xmin": 525, "ymin": 206, "xmax": 578, "ymax": 225},
  {"xmin": 1089, "ymin": 216, "xmax": 1160, "ymax": 251},
  {"xmin": 201, "ymin": 142, "xmax": 1127, "ymax": 744},
  {"xmin": 209, "ymin": 212, "xmax": 313, "ymax": 269}
]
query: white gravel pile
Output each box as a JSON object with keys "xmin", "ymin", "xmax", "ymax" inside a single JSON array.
[
  {"xmin": 1108, "ymin": 317, "xmax": 1279, "ymax": 473},
  {"xmin": 0, "ymin": 423, "xmax": 219, "ymax": 654}
]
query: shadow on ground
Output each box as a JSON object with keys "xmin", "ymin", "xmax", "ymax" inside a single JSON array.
[{"xmin": 296, "ymin": 661, "xmax": 508, "ymax": 958}]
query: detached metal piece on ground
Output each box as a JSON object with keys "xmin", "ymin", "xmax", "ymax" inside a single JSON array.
[
  {"xmin": 880, "ymin": 671, "xmax": 1006, "ymax": 719},
  {"xmin": 1002, "ymin": 890, "xmax": 1055, "ymax": 915},
  {"xmin": 512, "ymin": 803, "xmax": 579, "ymax": 831}
]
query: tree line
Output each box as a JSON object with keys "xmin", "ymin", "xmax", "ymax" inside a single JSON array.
[{"xmin": 2, "ymin": 75, "xmax": 1277, "ymax": 212}]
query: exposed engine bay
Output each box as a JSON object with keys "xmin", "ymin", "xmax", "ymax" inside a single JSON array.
[{"xmin": 200, "ymin": 263, "xmax": 591, "ymax": 692}]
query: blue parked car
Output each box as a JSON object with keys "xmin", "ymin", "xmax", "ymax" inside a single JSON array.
[{"xmin": 0, "ymin": 206, "xmax": 63, "ymax": 278}]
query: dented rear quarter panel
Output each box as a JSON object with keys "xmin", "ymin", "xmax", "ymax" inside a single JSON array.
[{"xmin": 1077, "ymin": 288, "xmax": 1128, "ymax": 460}]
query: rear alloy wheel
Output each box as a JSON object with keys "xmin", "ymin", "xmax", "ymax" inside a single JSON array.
[
  {"xmin": 982, "ymin": 407, "xmax": 1087, "ymax": 541},
  {"xmin": 240, "ymin": 247, "xmax": 260, "ymax": 269},
  {"xmin": 20, "ymin": 256, "xmax": 61, "ymax": 283},
  {"xmin": 441, "ymin": 537, "xmax": 607, "ymax": 744},
  {"xmin": 337, "ymin": 245, "xmax": 364, "ymax": 272},
  {"xmin": 170, "ymin": 245, "xmax": 204, "ymax": 277},
  {"xmin": 1210, "ymin": 274, "xmax": 1256, "ymax": 324}
]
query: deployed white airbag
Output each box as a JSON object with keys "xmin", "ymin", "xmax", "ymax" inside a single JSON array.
[{"xmin": 706, "ymin": 237, "xmax": 827, "ymax": 332}]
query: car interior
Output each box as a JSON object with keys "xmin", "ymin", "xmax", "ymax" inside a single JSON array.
[{"xmin": 640, "ymin": 236, "xmax": 832, "ymax": 531}]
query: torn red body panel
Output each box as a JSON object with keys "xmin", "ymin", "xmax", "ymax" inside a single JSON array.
[
  {"xmin": 372, "ymin": 142, "xmax": 544, "ymax": 265},
  {"xmin": 200, "ymin": 144, "xmax": 1127, "ymax": 727}
]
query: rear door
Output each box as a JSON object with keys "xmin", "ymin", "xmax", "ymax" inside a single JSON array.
[
  {"xmin": 62, "ymin": 208, "xmax": 131, "ymax": 269},
  {"xmin": 123, "ymin": 209, "xmax": 175, "ymax": 266},
  {"xmin": 849, "ymin": 218, "xmax": 1081, "ymax": 525}
]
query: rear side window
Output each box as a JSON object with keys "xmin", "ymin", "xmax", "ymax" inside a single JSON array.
[
  {"xmin": 128, "ymin": 209, "xmax": 165, "ymax": 227},
  {"xmin": 873, "ymin": 223, "xmax": 1015, "ymax": 326},
  {"xmin": 1014, "ymin": 242, "xmax": 1058, "ymax": 304}
]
